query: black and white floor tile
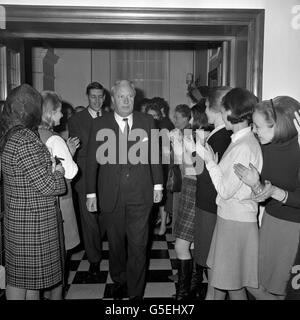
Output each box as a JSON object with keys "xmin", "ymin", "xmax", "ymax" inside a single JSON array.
[{"xmin": 65, "ymin": 227, "xmax": 183, "ymax": 300}]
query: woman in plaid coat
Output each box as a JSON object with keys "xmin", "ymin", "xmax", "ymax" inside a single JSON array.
[{"xmin": 0, "ymin": 84, "xmax": 66, "ymax": 300}]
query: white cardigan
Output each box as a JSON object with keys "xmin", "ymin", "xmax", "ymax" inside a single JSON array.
[{"xmin": 206, "ymin": 127, "xmax": 263, "ymax": 223}]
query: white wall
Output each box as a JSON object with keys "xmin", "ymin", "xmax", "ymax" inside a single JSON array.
[
  {"xmin": 54, "ymin": 48, "xmax": 91, "ymax": 107},
  {"xmin": 3, "ymin": 0, "xmax": 300, "ymax": 101},
  {"xmin": 91, "ymin": 49, "xmax": 110, "ymax": 90},
  {"xmin": 262, "ymin": 0, "xmax": 300, "ymax": 100},
  {"xmin": 51, "ymin": 48, "xmax": 193, "ymax": 114}
]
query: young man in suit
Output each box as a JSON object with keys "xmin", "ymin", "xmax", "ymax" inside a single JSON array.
[
  {"xmin": 68, "ymin": 82, "xmax": 106, "ymax": 277},
  {"xmin": 86, "ymin": 80, "xmax": 163, "ymax": 300}
]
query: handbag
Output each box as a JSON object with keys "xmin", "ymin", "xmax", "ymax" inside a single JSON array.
[{"xmin": 166, "ymin": 164, "xmax": 182, "ymax": 192}]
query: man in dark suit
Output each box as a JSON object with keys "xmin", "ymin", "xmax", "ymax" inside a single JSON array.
[
  {"xmin": 68, "ymin": 82, "xmax": 106, "ymax": 277},
  {"xmin": 86, "ymin": 80, "xmax": 163, "ymax": 300}
]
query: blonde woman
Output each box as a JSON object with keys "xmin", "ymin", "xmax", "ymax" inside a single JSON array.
[
  {"xmin": 234, "ymin": 97, "xmax": 300, "ymax": 300},
  {"xmin": 38, "ymin": 91, "xmax": 80, "ymax": 299}
]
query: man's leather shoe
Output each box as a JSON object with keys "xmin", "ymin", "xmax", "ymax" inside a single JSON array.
[
  {"xmin": 89, "ymin": 262, "xmax": 101, "ymax": 276},
  {"xmin": 113, "ymin": 283, "xmax": 127, "ymax": 300}
]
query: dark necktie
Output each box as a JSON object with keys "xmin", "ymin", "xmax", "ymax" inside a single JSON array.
[
  {"xmin": 123, "ymin": 118, "xmax": 130, "ymax": 136},
  {"xmin": 96, "ymin": 111, "xmax": 100, "ymax": 118}
]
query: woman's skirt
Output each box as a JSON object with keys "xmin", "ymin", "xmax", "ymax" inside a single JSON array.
[
  {"xmin": 59, "ymin": 180, "xmax": 80, "ymax": 251},
  {"xmin": 207, "ymin": 215, "xmax": 259, "ymax": 290},
  {"xmin": 194, "ymin": 207, "xmax": 217, "ymax": 267},
  {"xmin": 259, "ymin": 212, "xmax": 300, "ymax": 296},
  {"xmin": 173, "ymin": 177, "xmax": 196, "ymax": 242}
]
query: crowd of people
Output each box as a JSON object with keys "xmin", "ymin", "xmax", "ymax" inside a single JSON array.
[{"xmin": 1, "ymin": 80, "xmax": 300, "ymax": 300}]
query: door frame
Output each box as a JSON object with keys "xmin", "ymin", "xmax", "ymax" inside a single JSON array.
[{"xmin": 3, "ymin": 5, "xmax": 265, "ymax": 98}]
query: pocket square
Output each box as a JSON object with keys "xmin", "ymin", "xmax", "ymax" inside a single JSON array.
[{"xmin": 142, "ymin": 137, "xmax": 149, "ymax": 142}]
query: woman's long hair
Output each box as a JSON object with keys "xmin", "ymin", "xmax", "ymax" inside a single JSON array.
[
  {"xmin": 40, "ymin": 91, "xmax": 62, "ymax": 130},
  {"xmin": 0, "ymin": 84, "xmax": 42, "ymax": 152},
  {"xmin": 255, "ymin": 96, "xmax": 300, "ymax": 144}
]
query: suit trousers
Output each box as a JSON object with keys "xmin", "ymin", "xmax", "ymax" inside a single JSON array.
[
  {"xmin": 76, "ymin": 182, "xmax": 104, "ymax": 264},
  {"xmin": 102, "ymin": 192, "xmax": 152, "ymax": 298}
]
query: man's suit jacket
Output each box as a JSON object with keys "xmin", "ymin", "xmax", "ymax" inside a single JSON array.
[
  {"xmin": 68, "ymin": 108, "xmax": 94, "ymax": 191},
  {"xmin": 86, "ymin": 111, "xmax": 163, "ymax": 213}
]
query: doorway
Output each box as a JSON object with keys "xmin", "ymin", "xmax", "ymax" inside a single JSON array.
[{"xmin": 2, "ymin": 5, "xmax": 264, "ymax": 101}]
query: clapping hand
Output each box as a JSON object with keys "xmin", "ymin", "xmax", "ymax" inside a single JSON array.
[
  {"xmin": 251, "ymin": 180, "xmax": 274, "ymax": 202},
  {"xmin": 233, "ymin": 163, "xmax": 260, "ymax": 188},
  {"xmin": 183, "ymin": 134, "xmax": 196, "ymax": 154},
  {"xmin": 51, "ymin": 155, "xmax": 65, "ymax": 175},
  {"xmin": 55, "ymin": 163, "xmax": 65, "ymax": 176},
  {"xmin": 67, "ymin": 137, "xmax": 80, "ymax": 156},
  {"xmin": 195, "ymin": 142, "xmax": 218, "ymax": 164},
  {"xmin": 206, "ymin": 144, "xmax": 218, "ymax": 163}
]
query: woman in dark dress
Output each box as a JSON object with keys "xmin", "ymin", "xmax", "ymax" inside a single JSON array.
[
  {"xmin": 193, "ymin": 87, "xmax": 232, "ymax": 299},
  {"xmin": 234, "ymin": 96, "xmax": 300, "ymax": 299}
]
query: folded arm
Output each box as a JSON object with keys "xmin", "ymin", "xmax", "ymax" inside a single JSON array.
[{"xmin": 17, "ymin": 140, "xmax": 66, "ymax": 196}]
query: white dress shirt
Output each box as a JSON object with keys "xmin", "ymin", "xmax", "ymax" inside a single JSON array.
[
  {"xmin": 206, "ymin": 127, "xmax": 263, "ymax": 222},
  {"xmin": 114, "ymin": 112, "xmax": 133, "ymax": 133},
  {"xmin": 88, "ymin": 107, "xmax": 102, "ymax": 119}
]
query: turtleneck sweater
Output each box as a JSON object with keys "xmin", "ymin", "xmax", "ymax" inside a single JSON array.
[{"xmin": 261, "ymin": 136, "xmax": 300, "ymax": 223}]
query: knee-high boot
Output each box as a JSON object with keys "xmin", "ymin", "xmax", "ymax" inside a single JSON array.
[
  {"xmin": 190, "ymin": 263, "xmax": 207, "ymax": 300},
  {"xmin": 175, "ymin": 259, "xmax": 193, "ymax": 300}
]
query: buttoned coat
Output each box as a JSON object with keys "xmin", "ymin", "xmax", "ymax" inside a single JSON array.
[
  {"xmin": 85, "ymin": 111, "xmax": 163, "ymax": 213},
  {"xmin": 1, "ymin": 128, "xmax": 66, "ymax": 289}
]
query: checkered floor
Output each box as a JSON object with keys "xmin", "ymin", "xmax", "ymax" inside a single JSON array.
[{"xmin": 64, "ymin": 226, "xmax": 179, "ymax": 300}]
